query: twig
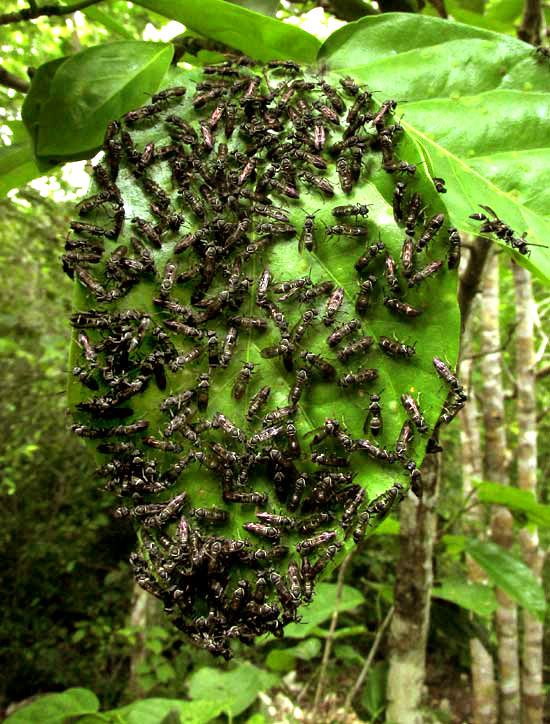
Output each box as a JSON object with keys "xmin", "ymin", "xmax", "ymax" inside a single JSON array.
[
  {"xmin": 458, "ymin": 236, "xmax": 492, "ymax": 328},
  {"xmin": 312, "ymin": 549, "xmax": 356, "ymax": 715},
  {"xmin": 462, "ymin": 322, "xmax": 518, "ymax": 361},
  {"xmin": 343, "ymin": 605, "xmax": 394, "ymax": 710},
  {"xmin": 0, "ymin": 66, "xmax": 30, "ymax": 92},
  {"xmin": 0, "ymin": 0, "xmax": 103, "ymax": 26}
]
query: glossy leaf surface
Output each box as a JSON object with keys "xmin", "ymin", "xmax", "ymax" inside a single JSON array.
[
  {"xmin": 4, "ymin": 688, "xmax": 99, "ymax": 724},
  {"xmin": 475, "ymin": 481, "xmax": 550, "ymax": 527},
  {"xmin": 465, "ymin": 540, "xmax": 546, "ymax": 620},
  {"xmin": 29, "ymin": 42, "xmax": 173, "ymax": 161},
  {"xmin": 432, "ymin": 576, "xmax": 497, "ymax": 617},
  {"xmin": 134, "ymin": 0, "xmax": 321, "ymax": 63},
  {"xmin": 318, "ymin": 13, "xmax": 550, "ymax": 282}
]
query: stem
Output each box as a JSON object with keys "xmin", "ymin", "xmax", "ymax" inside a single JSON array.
[
  {"xmin": 0, "ymin": 66, "xmax": 30, "ymax": 92},
  {"xmin": 312, "ymin": 549, "xmax": 356, "ymax": 715},
  {"xmin": 343, "ymin": 605, "xmax": 394, "ymax": 710},
  {"xmin": 0, "ymin": 0, "xmax": 104, "ymax": 26}
]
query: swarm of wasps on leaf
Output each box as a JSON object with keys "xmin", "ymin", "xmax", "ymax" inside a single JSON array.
[{"xmin": 67, "ymin": 55, "xmax": 465, "ymax": 659}]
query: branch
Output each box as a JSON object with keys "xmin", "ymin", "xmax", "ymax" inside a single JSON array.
[
  {"xmin": 343, "ymin": 605, "xmax": 394, "ymax": 710},
  {"xmin": 313, "ymin": 549, "xmax": 357, "ymax": 716},
  {"xmin": 518, "ymin": 0, "xmax": 542, "ymax": 44},
  {"xmin": 0, "ymin": 66, "xmax": 30, "ymax": 93},
  {"xmin": 458, "ymin": 236, "xmax": 492, "ymax": 328},
  {"xmin": 0, "ymin": 0, "xmax": 103, "ymax": 26}
]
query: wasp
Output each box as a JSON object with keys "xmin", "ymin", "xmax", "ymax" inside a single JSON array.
[
  {"xmin": 364, "ymin": 392, "xmax": 383, "ymax": 436},
  {"xmin": 327, "ymin": 319, "xmax": 361, "ymax": 348},
  {"xmin": 296, "ymin": 530, "xmax": 338, "ymax": 555},
  {"xmin": 447, "ymin": 227, "xmax": 461, "ymax": 269},
  {"xmin": 299, "ymin": 170, "xmax": 334, "ymax": 197},
  {"xmin": 338, "ymin": 367, "xmax": 379, "ymax": 388},
  {"xmin": 246, "ymin": 386, "xmax": 271, "ymax": 422},
  {"xmin": 256, "ymin": 512, "xmax": 295, "ymax": 528},
  {"xmin": 191, "ymin": 507, "xmax": 228, "ymax": 524},
  {"xmin": 408, "ymin": 260, "xmax": 444, "ymax": 287},
  {"xmin": 124, "ymin": 101, "xmax": 164, "ymax": 124},
  {"xmin": 401, "ymin": 393, "xmax": 428, "ymax": 433},
  {"xmin": 384, "ymin": 297, "xmax": 422, "ymax": 317},
  {"xmin": 326, "ymin": 223, "xmax": 368, "ymax": 239},
  {"xmin": 261, "ymin": 337, "xmax": 294, "ymax": 372},
  {"xmin": 433, "ymin": 356, "xmax": 467, "ymax": 400},
  {"xmin": 356, "ymin": 275, "xmax": 377, "ymax": 314},
  {"xmin": 354, "ymin": 240, "xmax": 385, "ymax": 272},
  {"xmin": 311, "ymin": 452, "xmax": 349, "ymax": 467},
  {"xmin": 400, "ymin": 236, "xmax": 415, "ymax": 278},
  {"xmin": 332, "ymin": 203, "xmax": 370, "ymax": 219},
  {"xmin": 243, "ymin": 522, "xmax": 280, "ymax": 540},
  {"xmin": 289, "ymin": 368, "xmax": 310, "ymax": 406},
  {"xmin": 337, "ymin": 335, "xmax": 374, "ymax": 363},
  {"xmin": 341, "ymin": 488, "xmax": 366, "ymax": 530},
  {"xmin": 339, "ymin": 75, "xmax": 361, "ymax": 96},
  {"xmin": 336, "ymin": 156, "xmax": 353, "ymax": 193},
  {"xmin": 396, "ymin": 419, "xmax": 414, "ymax": 459},
  {"xmin": 291, "ymin": 309, "xmax": 318, "ymax": 345},
  {"xmin": 232, "ymin": 362, "xmax": 255, "ymax": 400},
  {"xmin": 299, "ymin": 280, "xmax": 335, "ymax": 302},
  {"xmin": 224, "ymin": 490, "xmax": 268, "ymax": 505},
  {"xmin": 354, "ymin": 438, "xmax": 396, "ymax": 463},
  {"xmin": 248, "ymin": 425, "xmax": 285, "ymax": 447},
  {"xmin": 299, "ymin": 210, "xmax": 318, "ymax": 253},
  {"xmin": 433, "ymin": 177, "xmax": 447, "ymax": 193},
  {"xmin": 405, "ymin": 192, "xmax": 424, "ymax": 236},
  {"xmin": 417, "ymin": 213, "xmax": 445, "ymax": 251},
  {"xmin": 212, "ymin": 412, "xmax": 247, "ymax": 443},
  {"xmin": 379, "ymin": 336, "xmax": 416, "ymax": 359},
  {"xmin": 263, "ymin": 405, "xmax": 296, "ymax": 427},
  {"xmin": 323, "ymin": 287, "xmax": 345, "ymax": 326},
  {"xmin": 300, "ymin": 351, "xmax": 336, "ymax": 380},
  {"xmin": 383, "ymin": 254, "xmax": 401, "ymax": 295}
]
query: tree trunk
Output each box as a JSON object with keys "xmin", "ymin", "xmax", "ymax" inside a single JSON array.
[
  {"xmin": 479, "ymin": 252, "xmax": 520, "ymax": 724},
  {"xmin": 512, "ymin": 262, "xmax": 544, "ymax": 724},
  {"xmin": 459, "ymin": 300, "xmax": 497, "ymax": 724},
  {"xmin": 385, "ymin": 453, "xmax": 440, "ymax": 724},
  {"xmin": 125, "ymin": 582, "xmax": 164, "ymax": 701}
]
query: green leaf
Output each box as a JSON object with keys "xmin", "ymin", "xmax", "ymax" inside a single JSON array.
[
  {"xmin": 485, "ymin": 0, "xmax": 523, "ymax": 24},
  {"xmin": 145, "ymin": 638, "xmax": 163, "ymax": 654},
  {"xmin": 370, "ymin": 517, "xmax": 400, "ymax": 535},
  {"xmin": 156, "ymin": 661, "xmax": 176, "ymax": 683},
  {"xmin": 0, "ymin": 125, "xmax": 55, "ymax": 197},
  {"xmin": 227, "ymin": 0, "xmax": 280, "ymax": 15},
  {"xmin": 465, "ymin": 540, "xmax": 547, "ymax": 620},
  {"xmin": 475, "ymin": 482, "xmax": 550, "ymax": 528},
  {"xmin": 432, "ymin": 576, "xmax": 497, "ymax": 617},
  {"xmin": 284, "ymin": 583, "xmax": 364, "ymax": 638},
  {"xmin": 187, "ymin": 662, "xmax": 280, "ymax": 718},
  {"xmin": 112, "ymin": 699, "xmax": 225, "ymax": 724},
  {"xmin": 266, "ymin": 637, "xmax": 321, "ymax": 670},
  {"xmin": 361, "ymin": 661, "xmax": 387, "ymax": 716},
  {"xmin": 83, "ymin": 6, "xmax": 138, "ymax": 39},
  {"xmin": 34, "ymin": 42, "xmax": 173, "ymax": 160},
  {"xmin": 4, "ymin": 688, "xmax": 99, "ymax": 723},
  {"xmin": 318, "ymin": 13, "xmax": 550, "ymax": 282},
  {"xmin": 132, "ymin": 0, "xmax": 321, "ymax": 62},
  {"xmin": 22, "ymin": 57, "xmax": 67, "ymax": 153}
]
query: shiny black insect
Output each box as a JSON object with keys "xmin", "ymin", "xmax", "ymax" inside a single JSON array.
[
  {"xmin": 383, "ymin": 297, "xmax": 422, "ymax": 318},
  {"xmin": 300, "ymin": 351, "xmax": 336, "ymax": 380},
  {"xmin": 417, "ymin": 213, "xmax": 445, "ymax": 251},
  {"xmin": 260, "ymin": 338, "xmax": 294, "ymax": 372},
  {"xmin": 243, "ymin": 522, "xmax": 280, "ymax": 540},
  {"xmin": 291, "ymin": 309, "xmax": 318, "ymax": 345},
  {"xmin": 323, "ymin": 287, "xmax": 344, "ymax": 326},
  {"xmin": 232, "ymin": 362, "xmax": 255, "ymax": 400},
  {"xmin": 396, "ymin": 419, "xmax": 414, "ymax": 459},
  {"xmin": 337, "ymin": 335, "xmax": 374, "ymax": 363},
  {"xmin": 384, "ymin": 254, "xmax": 401, "ymax": 295},
  {"xmin": 248, "ymin": 424, "xmax": 285, "ymax": 447},
  {"xmin": 332, "ymin": 203, "xmax": 370, "ymax": 219},
  {"xmin": 311, "ymin": 452, "xmax": 349, "ymax": 467},
  {"xmin": 256, "ymin": 512, "xmax": 295, "ymax": 528},
  {"xmin": 338, "ymin": 367, "xmax": 378, "ymax": 388},
  {"xmin": 433, "ymin": 356, "xmax": 467, "ymax": 401},
  {"xmin": 299, "ymin": 170, "xmax": 334, "ymax": 197},
  {"xmin": 289, "ymin": 368, "xmax": 309, "ymax": 406},
  {"xmin": 327, "ymin": 319, "xmax": 361, "ymax": 348},
  {"xmin": 299, "ymin": 210, "xmax": 317, "ymax": 253},
  {"xmin": 447, "ymin": 227, "xmax": 461, "ymax": 269},
  {"xmin": 223, "ymin": 490, "xmax": 268, "ymax": 505},
  {"xmin": 400, "ymin": 236, "xmax": 415, "ymax": 278},
  {"xmin": 296, "ymin": 530, "xmax": 338, "ymax": 555},
  {"xmin": 408, "ymin": 260, "xmax": 444, "ymax": 287},
  {"xmin": 247, "ymin": 386, "xmax": 271, "ymax": 422},
  {"xmin": 365, "ymin": 393, "xmax": 383, "ymax": 436},
  {"xmin": 356, "ymin": 275, "xmax": 377, "ymax": 314},
  {"xmin": 379, "ymin": 336, "xmax": 416, "ymax": 359},
  {"xmin": 433, "ymin": 177, "xmax": 447, "ymax": 193},
  {"xmin": 354, "ymin": 241, "xmax": 385, "ymax": 272},
  {"xmin": 325, "ymin": 223, "xmax": 368, "ymax": 239},
  {"xmin": 191, "ymin": 507, "xmax": 228, "ymax": 524},
  {"xmin": 401, "ymin": 393, "xmax": 428, "ymax": 433}
]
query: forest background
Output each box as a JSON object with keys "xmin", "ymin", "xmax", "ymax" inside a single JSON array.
[{"xmin": 0, "ymin": 0, "xmax": 549, "ymax": 723}]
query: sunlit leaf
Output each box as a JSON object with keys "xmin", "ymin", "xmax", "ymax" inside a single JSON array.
[
  {"xmin": 4, "ymin": 688, "xmax": 99, "ymax": 724},
  {"xmin": 318, "ymin": 13, "xmax": 550, "ymax": 282},
  {"xmin": 432, "ymin": 576, "xmax": 497, "ymax": 616}
]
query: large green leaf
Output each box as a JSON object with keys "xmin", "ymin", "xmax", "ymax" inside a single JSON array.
[
  {"xmin": 67, "ymin": 58, "xmax": 461, "ymax": 655},
  {"xmin": 475, "ymin": 481, "xmax": 550, "ymax": 528},
  {"xmin": 187, "ymin": 663, "xmax": 280, "ymax": 718},
  {"xmin": 33, "ymin": 42, "xmax": 173, "ymax": 161},
  {"xmin": 465, "ymin": 540, "xmax": 547, "ymax": 620},
  {"xmin": 4, "ymin": 688, "xmax": 99, "ymax": 724},
  {"xmin": 284, "ymin": 583, "xmax": 365, "ymax": 638},
  {"xmin": 133, "ymin": 0, "xmax": 321, "ymax": 62},
  {"xmin": 318, "ymin": 14, "xmax": 550, "ymax": 283},
  {"xmin": 432, "ymin": 576, "xmax": 497, "ymax": 617},
  {"xmin": 227, "ymin": 0, "xmax": 280, "ymax": 16}
]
